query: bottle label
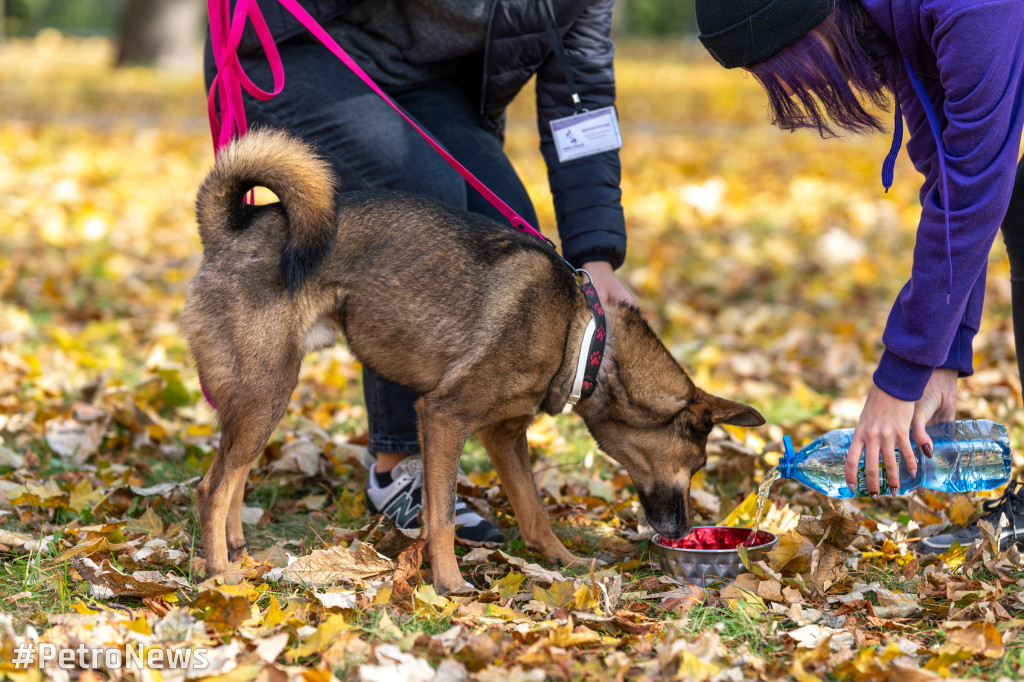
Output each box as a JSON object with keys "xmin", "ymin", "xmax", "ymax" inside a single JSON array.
[{"xmin": 852, "ymin": 465, "xmax": 890, "ymax": 497}]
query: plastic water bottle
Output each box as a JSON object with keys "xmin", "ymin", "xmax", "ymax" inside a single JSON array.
[{"xmin": 779, "ymin": 420, "xmax": 1011, "ymax": 498}]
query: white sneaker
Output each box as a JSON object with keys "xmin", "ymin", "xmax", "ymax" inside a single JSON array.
[{"xmin": 364, "ymin": 455, "xmax": 504, "ymax": 545}]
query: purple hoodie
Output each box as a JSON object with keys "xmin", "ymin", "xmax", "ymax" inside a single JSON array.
[{"xmin": 861, "ymin": 0, "xmax": 1024, "ymax": 401}]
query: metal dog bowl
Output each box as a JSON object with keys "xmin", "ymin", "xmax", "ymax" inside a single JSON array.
[{"xmin": 652, "ymin": 526, "xmax": 779, "ymax": 587}]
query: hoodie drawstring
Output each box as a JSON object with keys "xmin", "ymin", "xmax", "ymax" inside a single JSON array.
[
  {"xmin": 881, "ymin": 94, "xmax": 903, "ymax": 193},
  {"xmin": 883, "ymin": 57, "xmax": 953, "ymax": 304}
]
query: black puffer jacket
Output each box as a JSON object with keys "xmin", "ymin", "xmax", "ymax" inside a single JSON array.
[{"xmin": 236, "ymin": 0, "xmax": 625, "ymax": 268}]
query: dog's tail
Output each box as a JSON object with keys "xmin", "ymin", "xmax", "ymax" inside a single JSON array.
[{"xmin": 195, "ymin": 128, "xmax": 337, "ymax": 294}]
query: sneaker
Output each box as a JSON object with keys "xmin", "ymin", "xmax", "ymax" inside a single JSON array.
[
  {"xmin": 364, "ymin": 455, "xmax": 504, "ymax": 546},
  {"xmin": 919, "ymin": 481, "xmax": 1024, "ymax": 553}
]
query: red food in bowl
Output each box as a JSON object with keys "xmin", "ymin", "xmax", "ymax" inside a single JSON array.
[{"xmin": 655, "ymin": 527, "xmax": 773, "ymax": 550}]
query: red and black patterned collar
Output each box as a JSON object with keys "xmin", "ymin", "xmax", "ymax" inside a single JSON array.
[{"xmin": 566, "ymin": 272, "xmax": 606, "ymax": 406}]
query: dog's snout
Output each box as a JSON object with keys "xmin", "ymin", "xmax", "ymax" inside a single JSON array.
[{"xmin": 636, "ymin": 481, "xmax": 692, "ymax": 540}]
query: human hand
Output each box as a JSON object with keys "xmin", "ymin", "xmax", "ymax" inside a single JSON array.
[
  {"xmin": 845, "ymin": 385, "xmax": 917, "ymax": 499},
  {"xmin": 580, "ymin": 260, "xmax": 637, "ymax": 308},
  {"xmin": 910, "ymin": 368, "xmax": 958, "ymax": 460}
]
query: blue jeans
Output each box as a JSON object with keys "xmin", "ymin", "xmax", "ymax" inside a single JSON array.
[{"xmin": 205, "ymin": 33, "xmax": 539, "ymax": 455}]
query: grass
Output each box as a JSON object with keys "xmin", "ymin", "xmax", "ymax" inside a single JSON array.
[{"xmin": 675, "ymin": 602, "xmax": 787, "ymax": 659}]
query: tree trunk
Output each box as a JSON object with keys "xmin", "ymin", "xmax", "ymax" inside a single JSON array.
[
  {"xmin": 611, "ymin": 0, "xmax": 629, "ymax": 37},
  {"xmin": 115, "ymin": 0, "xmax": 205, "ymax": 70}
]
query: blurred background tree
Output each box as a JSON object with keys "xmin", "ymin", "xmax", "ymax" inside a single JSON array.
[
  {"xmin": 3, "ymin": 0, "xmax": 205, "ymax": 69},
  {"xmin": 615, "ymin": 0, "xmax": 696, "ymax": 36},
  {"xmin": 115, "ymin": 0, "xmax": 204, "ymax": 70}
]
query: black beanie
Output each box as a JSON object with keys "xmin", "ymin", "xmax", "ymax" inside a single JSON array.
[{"xmin": 695, "ymin": 0, "xmax": 835, "ymax": 69}]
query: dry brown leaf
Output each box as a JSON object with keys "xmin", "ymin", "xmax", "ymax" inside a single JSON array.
[
  {"xmin": 756, "ymin": 578, "xmax": 785, "ymax": 603},
  {"xmin": 283, "ymin": 542, "xmax": 394, "ymax": 586},
  {"xmin": 720, "ymin": 573, "xmax": 762, "ymax": 602},
  {"xmin": 44, "ymin": 415, "xmax": 106, "ymax": 465},
  {"xmin": 797, "ymin": 508, "xmax": 859, "ymax": 593},
  {"xmin": 874, "ymin": 588, "xmax": 921, "ymax": 619},
  {"xmin": 901, "ymin": 556, "xmax": 920, "ymax": 581},
  {"xmin": 949, "ymin": 495, "xmax": 978, "ymax": 527},
  {"xmin": 657, "ymin": 583, "xmax": 705, "ymax": 615},
  {"xmin": 460, "ymin": 548, "xmax": 568, "ymax": 585},
  {"xmin": 190, "ymin": 588, "xmax": 251, "ymax": 635},
  {"xmin": 0, "ymin": 528, "xmax": 53, "ymax": 554},
  {"xmin": 768, "ymin": 531, "xmax": 813, "ymax": 573},
  {"xmin": 73, "ymin": 557, "xmax": 189, "ymax": 599},
  {"xmin": 391, "ymin": 537, "xmax": 426, "ymax": 601},
  {"xmin": 269, "ymin": 438, "xmax": 322, "ymax": 477},
  {"xmin": 49, "ymin": 535, "xmax": 140, "ymax": 564},
  {"xmin": 943, "ymin": 621, "xmax": 1004, "ymax": 658}
]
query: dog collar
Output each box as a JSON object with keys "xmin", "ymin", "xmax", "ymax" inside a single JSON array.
[{"xmin": 566, "ymin": 273, "xmax": 606, "ymax": 406}]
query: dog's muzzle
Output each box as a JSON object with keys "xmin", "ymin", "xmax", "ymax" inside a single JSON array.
[{"xmin": 636, "ymin": 482, "xmax": 691, "ymax": 539}]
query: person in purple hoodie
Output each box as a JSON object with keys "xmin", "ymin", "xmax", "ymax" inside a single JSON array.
[{"xmin": 694, "ymin": 0, "xmax": 1024, "ymax": 551}]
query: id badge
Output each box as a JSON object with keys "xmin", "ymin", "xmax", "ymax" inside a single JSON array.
[{"xmin": 550, "ymin": 106, "xmax": 623, "ymax": 163}]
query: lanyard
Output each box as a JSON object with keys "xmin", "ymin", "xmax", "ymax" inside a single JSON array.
[{"xmin": 539, "ymin": 0, "xmax": 584, "ymax": 114}]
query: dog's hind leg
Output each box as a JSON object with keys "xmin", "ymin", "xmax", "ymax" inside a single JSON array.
[
  {"xmin": 226, "ymin": 475, "xmax": 249, "ymax": 562},
  {"xmin": 197, "ymin": 360, "xmax": 300, "ymax": 576},
  {"xmin": 477, "ymin": 418, "xmax": 580, "ymax": 568},
  {"xmin": 416, "ymin": 399, "xmax": 471, "ymax": 595}
]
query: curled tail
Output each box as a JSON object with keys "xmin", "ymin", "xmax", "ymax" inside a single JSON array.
[{"xmin": 195, "ymin": 128, "xmax": 337, "ymax": 294}]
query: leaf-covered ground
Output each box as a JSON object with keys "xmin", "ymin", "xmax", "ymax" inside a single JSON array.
[{"xmin": 2, "ymin": 33, "xmax": 1024, "ymax": 681}]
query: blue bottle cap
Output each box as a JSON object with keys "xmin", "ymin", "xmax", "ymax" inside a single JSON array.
[{"xmin": 781, "ymin": 435, "xmax": 795, "ymax": 479}]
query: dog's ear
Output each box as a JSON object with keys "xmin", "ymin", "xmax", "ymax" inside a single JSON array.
[{"xmin": 691, "ymin": 395, "xmax": 765, "ymax": 428}]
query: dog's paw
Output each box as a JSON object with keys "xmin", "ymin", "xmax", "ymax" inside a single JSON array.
[
  {"xmin": 227, "ymin": 541, "xmax": 250, "ymax": 562},
  {"xmin": 435, "ymin": 580, "xmax": 476, "ymax": 597}
]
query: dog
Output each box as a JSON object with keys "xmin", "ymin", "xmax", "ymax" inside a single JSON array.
[{"xmin": 183, "ymin": 128, "xmax": 765, "ymax": 594}]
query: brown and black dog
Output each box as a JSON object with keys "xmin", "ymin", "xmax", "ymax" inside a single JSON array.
[{"xmin": 183, "ymin": 128, "xmax": 764, "ymax": 593}]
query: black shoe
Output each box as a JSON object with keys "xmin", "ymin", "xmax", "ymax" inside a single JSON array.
[{"xmin": 919, "ymin": 481, "xmax": 1024, "ymax": 553}]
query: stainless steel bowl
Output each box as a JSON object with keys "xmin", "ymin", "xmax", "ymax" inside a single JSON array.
[{"xmin": 651, "ymin": 526, "xmax": 779, "ymax": 587}]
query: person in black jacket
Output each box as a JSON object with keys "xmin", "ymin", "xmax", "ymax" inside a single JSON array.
[{"xmin": 205, "ymin": 0, "xmax": 633, "ymax": 545}]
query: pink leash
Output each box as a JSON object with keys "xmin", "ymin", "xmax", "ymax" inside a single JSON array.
[{"xmin": 206, "ymin": 0, "xmax": 547, "ymax": 243}]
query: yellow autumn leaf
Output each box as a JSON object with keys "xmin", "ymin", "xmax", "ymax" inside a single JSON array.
[
  {"xmin": 938, "ymin": 543, "xmax": 967, "ymax": 571},
  {"xmin": 289, "ymin": 614, "xmax": 354, "ymax": 659},
  {"xmin": 468, "ymin": 469, "xmax": 496, "ymax": 487},
  {"xmin": 413, "ymin": 584, "xmax": 450, "ymax": 609},
  {"xmin": 573, "ymin": 583, "xmax": 600, "ymax": 612},
  {"xmin": 533, "ymin": 580, "xmax": 577, "ymax": 609},
  {"xmin": 719, "ymin": 492, "xmax": 758, "ymax": 527},
  {"xmin": 489, "ymin": 571, "xmax": 526, "ymax": 599},
  {"xmin": 213, "ymin": 581, "xmax": 267, "ymax": 603},
  {"xmin": 66, "ymin": 477, "xmax": 103, "ymax": 513},
  {"xmin": 71, "ymin": 601, "xmax": 100, "ymax": 615},
  {"xmin": 544, "ymin": 618, "xmax": 602, "ymax": 648},
  {"xmin": 676, "ymin": 650, "xmax": 722, "ymax": 680}
]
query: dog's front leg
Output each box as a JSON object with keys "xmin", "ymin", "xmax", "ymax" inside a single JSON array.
[
  {"xmin": 416, "ymin": 400, "xmax": 470, "ymax": 595},
  {"xmin": 478, "ymin": 419, "xmax": 580, "ymax": 568}
]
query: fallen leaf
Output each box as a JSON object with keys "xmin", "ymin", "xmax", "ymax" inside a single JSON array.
[
  {"xmin": 943, "ymin": 621, "xmax": 1004, "ymax": 658},
  {"xmin": 283, "ymin": 542, "xmax": 394, "ymax": 586},
  {"xmin": 533, "ymin": 580, "xmax": 576, "ymax": 609},
  {"xmin": 949, "ymin": 495, "xmax": 977, "ymax": 527},
  {"xmin": 489, "ymin": 571, "xmax": 526, "ymax": 599},
  {"xmin": 45, "ymin": 415, "xmax": 106, "ymax": 464},
  {"xmin": 73, "ymin": 557, "xmax": 188, "ymax": 599}
]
